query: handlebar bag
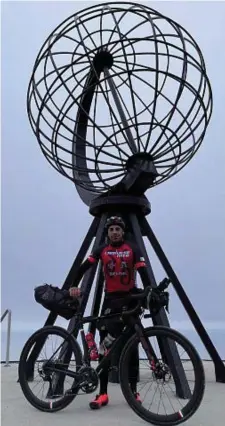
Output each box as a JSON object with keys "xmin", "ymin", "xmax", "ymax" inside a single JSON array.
[{"xmin": 34, "ymin": 284, "xmax": 79, "ymax": 320}]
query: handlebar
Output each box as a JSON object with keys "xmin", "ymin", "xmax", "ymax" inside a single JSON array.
[
  {"xmin": 127, "ymin": 277, "xmax": 171, "ymax": 301},
  {"xmin": 121, "ymin": 286, "xmax": 151, "ymax": 318},
  {"xmin": 121, "ymin": 277, "xmax": 171, "ymax": 318},
  {"xmin": 156, "ymin": 277, "xmax": 171, "ymax": 292}
]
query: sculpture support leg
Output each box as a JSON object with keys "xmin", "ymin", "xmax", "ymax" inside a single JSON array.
[
  {"xmin": 142, "ymin": 217, "xmax": 225, "ymax": 383},
  {"xmin": 128, "ymin": 213, "xmax": 192, "ymax": 398},
  {"xmin": 48, "ymin": 214, "xmax": 108, "ymax": 396}
]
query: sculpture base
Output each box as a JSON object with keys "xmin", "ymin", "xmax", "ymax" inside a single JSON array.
[{"xmin": 89, "ymin": 194, "xmax": 151, "ymax": 216}]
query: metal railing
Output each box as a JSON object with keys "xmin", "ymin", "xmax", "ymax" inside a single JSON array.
[{"xmin": 1, "ymin": 309, "xmax": 12, "ymax": 366}]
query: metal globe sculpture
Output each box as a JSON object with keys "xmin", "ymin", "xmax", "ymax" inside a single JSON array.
[
  {"xmin": 24, "ymin": 2, "xmax": 225, "ymax": 390},
  {"xmin": 27, "ymin": 1, "xmax": 212, "ymax": 205}
]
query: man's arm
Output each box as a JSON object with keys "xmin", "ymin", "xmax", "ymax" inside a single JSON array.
[{"xmin": 136, "ymin": 263, "xmax": 150, "ymax": 286}]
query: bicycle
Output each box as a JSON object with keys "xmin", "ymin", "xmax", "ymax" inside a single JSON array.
[{"xmin": 18, "ymin": 279, "xmax": 205, "ymax": 425}]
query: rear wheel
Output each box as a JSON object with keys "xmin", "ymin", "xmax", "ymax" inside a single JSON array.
[
  {"xmin": 18, "ymin": 325, "xmax": 82, "ymax": 412},
  {"xmin": 119, "ymin": 326, "xmax": 205, "ymax": 425}
]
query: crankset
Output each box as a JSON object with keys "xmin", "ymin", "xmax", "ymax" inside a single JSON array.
[{"xmin": 66, "ymin": 366, "xmax": 99, "ymax": 395}]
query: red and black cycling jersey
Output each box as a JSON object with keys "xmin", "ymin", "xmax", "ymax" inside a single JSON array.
[{"xmin": 87, "ymin": 241, "xmax": 146, "ymax": 293}]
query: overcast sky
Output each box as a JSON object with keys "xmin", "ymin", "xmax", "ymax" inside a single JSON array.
[{"xmin": 1, "ymin": 0, "xmax": 225, "ymax": 346}]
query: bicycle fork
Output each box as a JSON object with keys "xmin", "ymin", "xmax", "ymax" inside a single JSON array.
[{"xmin": 133, "ymin": 319, "xmax": 158, "ymax": 372}]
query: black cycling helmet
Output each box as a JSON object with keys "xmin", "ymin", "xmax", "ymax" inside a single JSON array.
[{"xmin": 105, "ymin": 216, "xmax": 125, "ymax": 231}]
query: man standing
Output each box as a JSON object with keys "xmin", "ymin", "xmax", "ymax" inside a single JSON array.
[{"xmin": 69, "ymin": 216, "xmax": 149, "ymax": 409}]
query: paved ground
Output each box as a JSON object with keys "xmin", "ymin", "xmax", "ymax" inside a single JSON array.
[{"xmin": 1, "ymin": 362, "xmax": 225, "ymax": 426}]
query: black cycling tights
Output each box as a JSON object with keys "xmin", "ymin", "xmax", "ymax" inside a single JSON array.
[{"xmin": 98, "ymin": 330, "xmax": 139, "ymax": 395}]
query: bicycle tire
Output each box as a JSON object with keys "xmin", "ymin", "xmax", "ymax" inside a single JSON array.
[
  {"xmin": 119, "ymin": 325, "xmax": 205, "ymax": 425},
  {"xmin": 18, "ymin": 325, "xmax": 82, "ymax": 412}
]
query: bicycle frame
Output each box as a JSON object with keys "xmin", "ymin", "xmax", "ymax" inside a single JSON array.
[{"xmin": 44, "ymin": 308, "xmax": 158, "ymax": 383}]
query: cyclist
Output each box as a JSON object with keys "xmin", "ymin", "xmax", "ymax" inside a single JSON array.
[{"xmin": 69, "ymin": 216, "xmax": 150, "ymax": 409}]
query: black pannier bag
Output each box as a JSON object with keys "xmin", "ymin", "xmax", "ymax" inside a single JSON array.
[{"xmin": 34, "ymin": 284, "xmax": 79, "ymax": 320}]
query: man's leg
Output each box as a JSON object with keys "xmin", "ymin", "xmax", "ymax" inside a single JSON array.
[
  {"xmin": 128, "ymin": 345, "xmax": 141, "ymax": 401},
  {"xmin": 89, "ymin": 330, "xmax": 110, "ymax": 409},
  {"xmin": 98, "ymin": 352, "xmax": 110, "ymax": 394},
  {"xmin": 129, "ymin": 346, "xmax": 139, "ymax": 392}
]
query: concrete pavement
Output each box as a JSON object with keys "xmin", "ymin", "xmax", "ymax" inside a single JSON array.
[{"xmin": 1, "ymin": 362, "xmax": 225, "ymax": 426}]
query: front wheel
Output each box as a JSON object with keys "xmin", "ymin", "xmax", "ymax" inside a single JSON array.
[
  {"xmin": 119, "ymin": 326, "xmax": 205, "ymax": 425},
  {"xmin": 18, "ymin": 325, "xmax": 83, "ymax": 412}
]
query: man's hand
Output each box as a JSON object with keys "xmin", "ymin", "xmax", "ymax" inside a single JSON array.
[{"xmin": 69, "ymin": 287, "xmax": 81, "ymax": 298}]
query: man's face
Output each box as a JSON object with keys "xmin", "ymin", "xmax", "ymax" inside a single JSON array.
[{"xmin": 108, "ymin": 225, "xmax": 124, "ymax": 243}]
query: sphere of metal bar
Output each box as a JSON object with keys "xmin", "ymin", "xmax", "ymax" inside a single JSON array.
[{"xmin": 27, "ymin": 1, "xmax": 212, "ymax": 201}]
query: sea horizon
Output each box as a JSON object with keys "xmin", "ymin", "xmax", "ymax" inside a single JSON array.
[{"xmin": 1, "ymin": 319, "xmax": 225, "ymax": 362}]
